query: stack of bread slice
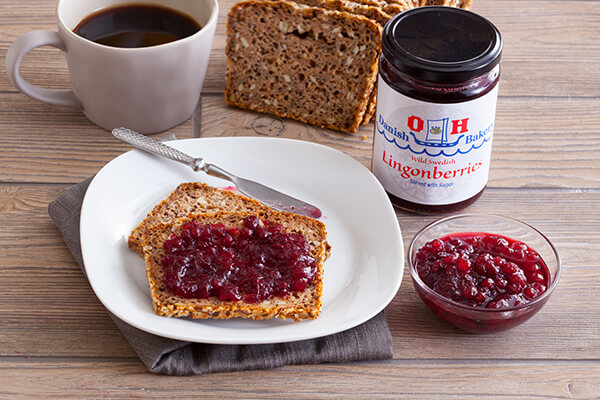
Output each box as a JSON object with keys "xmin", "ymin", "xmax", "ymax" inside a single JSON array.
[
  {"xmin": 224, "ymin": 0, "xmax": 471, "ymax": 133},
  {"xmin": 129, "ymin": 182, "xmax": 330, "ymax": 321},
  {"xmin": 128, "ymin": 182, "xmax": 271, "ymax": 254}
]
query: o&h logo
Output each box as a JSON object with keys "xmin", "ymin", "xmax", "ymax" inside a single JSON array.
[{"xmin": 376, "ymin": 112, "xmax": 493, "ymax": 157}]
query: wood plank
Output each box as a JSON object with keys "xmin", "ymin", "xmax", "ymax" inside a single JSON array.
[
  {"xmin": 471, "ymin": 0, "xmax": 600, "ymax": 98},
  {"xmin": 1, "ymin": 185, "xmax": 598, "ymax": 358},
  {"xmin": 1, "ymin": 358, "xmax": 600, "ymax": 399},
  {"xmin": 491, "ymin": 97, "xmax": 600, "ymax": 188},
  {"xmin": 0, "ymin": 0, "xmax": 599, "ymax": 396},
  {"xmin": 0, "ymin": 95, "xmax": 196, "ymax": 183},
  {"xmin": 0, "ymin": 185, "xmax": 137, "ymax": 357},
  {"xmin": 1, "ymin": 0, "xmax": 598, "ymax": 97},
  {"xmin": 1, "ymin": 93, "xmax": 599, "ymax": 188}
]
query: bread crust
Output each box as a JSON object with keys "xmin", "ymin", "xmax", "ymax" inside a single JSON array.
[
  {"xmin": 291, "ymin": 0, "xmax": 392, "ymax": 24},
  {"xmin": 141, "ymin": 211, "xmax": 328, "ymax": 321}
]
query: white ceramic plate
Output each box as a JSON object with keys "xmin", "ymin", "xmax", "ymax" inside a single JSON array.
[{"xmin": 81, "ymin": 137, "xmax": 403, "ymax": 344}]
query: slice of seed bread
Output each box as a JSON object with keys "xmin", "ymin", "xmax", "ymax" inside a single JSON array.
[
  {"xmin": 225, "ymin": 0, "xmax": 382, "ymax": 133},
  {"xmin": 128, "ymin": 182, "xmax": 272, "ymax": 254},
  {"xmin": 279, "ymin": 0, "xmax": 392, "ymax": 126},
  {"xmin": 272, "ymin": 0, "xmax": 392, "ymax": 127},
  {"xmin": 141, "ymin": 211, "xmax": 328, "ymax": 321}
]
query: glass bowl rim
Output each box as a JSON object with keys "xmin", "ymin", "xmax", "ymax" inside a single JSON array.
[{"xmin": 408, "ymin": 213, "xmax": 562, "ymax": 313}]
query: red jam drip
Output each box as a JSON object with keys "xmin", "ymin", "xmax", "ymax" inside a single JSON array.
[
  {"xmin": 161, "ymin": 216, "xmax": 317, "ymax": 303},
  {"xmin": 415, "ymin": 233, "xmax": 550, "ymax": 309}
]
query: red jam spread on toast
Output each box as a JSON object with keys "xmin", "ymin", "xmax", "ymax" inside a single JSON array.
[
  {"xmin": 161, "ymin": 216, "xmax": 317, "ymax": 303},
  {"xmin": 415, "ymin": 233, "xmax": 549, "ymax": 309}
]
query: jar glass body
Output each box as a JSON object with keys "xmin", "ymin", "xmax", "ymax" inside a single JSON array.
[{"xmin": 372, "ymin": 55, "xmax": 501, "ymax": 214}]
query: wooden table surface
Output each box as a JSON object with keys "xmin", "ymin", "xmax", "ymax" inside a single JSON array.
[{"xmin": 1, "ymin": 0, "xmax": 599, "ymax": 398}]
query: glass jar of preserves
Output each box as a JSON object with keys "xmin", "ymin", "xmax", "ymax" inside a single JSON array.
[{"xmin": 372, "ymin": 6, "xmax": 503, "ymax": 214}]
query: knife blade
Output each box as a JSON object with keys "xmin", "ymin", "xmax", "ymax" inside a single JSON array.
[{"xmin": 111, "ymin": 127, "xmax": 322, "ymax": 218}]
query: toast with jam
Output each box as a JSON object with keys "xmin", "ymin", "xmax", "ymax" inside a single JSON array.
[{"xmin": 141, "ymin": 211, "xmax": 328, "ymax": 321}]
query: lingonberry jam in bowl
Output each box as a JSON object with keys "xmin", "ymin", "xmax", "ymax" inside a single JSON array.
[{"xmin": 408, "ymin": 214, "xmax": 560, "ymax": 333}]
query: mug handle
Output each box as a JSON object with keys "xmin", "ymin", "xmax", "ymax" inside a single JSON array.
[{"xmin": 5, "ymin": 30, "xmax": 81, "ymax": 108}]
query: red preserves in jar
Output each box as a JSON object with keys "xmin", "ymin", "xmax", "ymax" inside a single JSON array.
[{"xmin": 372, "ymin": 7, "xmax": 503, "ymax": 214}]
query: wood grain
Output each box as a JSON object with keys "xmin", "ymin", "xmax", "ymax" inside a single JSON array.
[
  {"xmin": 1, "ymin": 1, "xmax": 599, "ymax": 97},
  {"xmin": 1, "ymin": 0, "xmax": 599, "ymax": 397},
  {"xmin": 0, "ymin": 94, "xmax": 599, "ymax": 187},
  {"xmin": 2, "ymin": 359, "xmax": 600, "ymax": 399}
]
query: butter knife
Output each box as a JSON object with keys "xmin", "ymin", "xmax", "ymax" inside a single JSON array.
[{"xmin": 112, "ymin": 127, "xmax": 322, "ymax": 218}]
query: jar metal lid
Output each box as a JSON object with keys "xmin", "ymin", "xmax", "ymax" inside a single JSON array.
[{"xmin": 382, "ymin": 6, "xmax": 502, "ymax": 83}]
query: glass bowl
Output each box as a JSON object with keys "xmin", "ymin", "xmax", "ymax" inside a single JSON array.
[{"xmin": 408, "ymin": 214, "xmax": 561, "ymax": 333}]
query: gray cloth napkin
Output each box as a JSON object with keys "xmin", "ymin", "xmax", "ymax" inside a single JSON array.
[{"xmin": 48, "ymin": 177, "xmax": 393, "ymax": 375}]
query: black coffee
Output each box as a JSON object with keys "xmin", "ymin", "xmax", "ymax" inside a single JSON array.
[{"xmin": 73, "ymin": 4, "xmax": 202, "ymax": 48}]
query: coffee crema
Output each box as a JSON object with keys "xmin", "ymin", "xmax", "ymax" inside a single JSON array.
[{"xmin": 73, "ymin": 4, "xmax": 202, "ymax": 48}]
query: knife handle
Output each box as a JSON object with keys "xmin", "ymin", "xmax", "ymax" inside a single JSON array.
[{"xmin": 112, "ymin": 127, "xmax": 203, "ymax": 170}]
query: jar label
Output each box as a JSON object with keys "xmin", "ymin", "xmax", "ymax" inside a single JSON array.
[{"xmin": 372, "ymin": 77, "xmax": 499, "ymax": 205}]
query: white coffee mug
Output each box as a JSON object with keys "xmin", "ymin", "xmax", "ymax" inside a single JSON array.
[{"xmin": 5, "ymin": 0, "xmax": 218, "ymax": 134}]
